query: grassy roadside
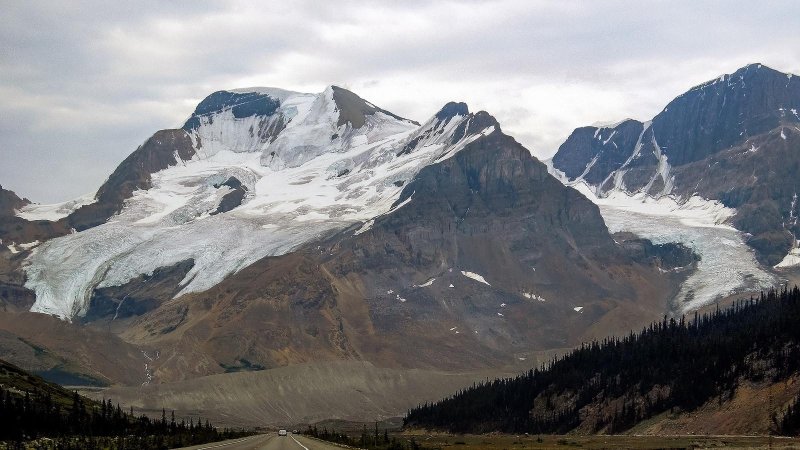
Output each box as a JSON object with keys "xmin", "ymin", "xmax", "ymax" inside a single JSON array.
[{"xmin": 397, "ymin": 431, "xmax": 800, "ymax": 450}]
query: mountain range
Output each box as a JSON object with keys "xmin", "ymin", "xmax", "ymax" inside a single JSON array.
[{"xmin": 1, "ymin": 63, "xmax": 798, "ymax": 426}]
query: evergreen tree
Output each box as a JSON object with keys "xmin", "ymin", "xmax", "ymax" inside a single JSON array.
[{"xmin": 405, "ymin": 287, "xmax": 800, "ymax": 435}]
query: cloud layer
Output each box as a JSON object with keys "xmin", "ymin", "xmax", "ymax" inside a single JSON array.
[{"xmin": 2, "ymin": 0, "xmax": 799, "ymax": 202}]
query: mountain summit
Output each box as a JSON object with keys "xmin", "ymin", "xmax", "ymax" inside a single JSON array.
[
  {"xmin": 552, "ymin": 63, "xmax": 800, "ymax": 265},
  {"xmin": 15, "ymin": 86, "xmax": 492, "ymax": 319}
]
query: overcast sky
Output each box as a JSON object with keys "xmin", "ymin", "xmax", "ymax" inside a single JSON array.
[{"xmin": 2, "ymin": 1, "xmax": 799, "ymax": 202}]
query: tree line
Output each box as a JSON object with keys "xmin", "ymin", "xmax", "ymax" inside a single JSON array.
[
  {"xmin": 0, "ymin": 387, "xmax": 248, "ymax": 448},
  {"xmin": 304, "ymin": 423, "xmax": 427, "ymax": 450},
  {"xmin": 405, "ymin": 287, "xmax": 800, "ymax": 435},
  {"xmin": 777, "ymin": 393, "xmax": 800, "ymax": 436}
]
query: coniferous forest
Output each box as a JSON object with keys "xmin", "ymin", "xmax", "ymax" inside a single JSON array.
[
  {"xmin": 304, "ymin": 423, "xmax": 426, "ymax": 450},
  {"xmin": 405, "ymin": 287, "xmax": 800, "ymax": 435},
  {"xmin": 0, "ymin": 363, "xmax": 249, "ymax": 449}
]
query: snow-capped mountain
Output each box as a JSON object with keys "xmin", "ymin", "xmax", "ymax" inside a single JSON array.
[
  {"xmin": 0, "ymin": 84, "xmax": 689, "ymax": 385},
  {"xmin": 19, "ymin": 86, "xmax": 499, "ymax": 319},
  {"xmin": 552, "ymin": 63, "xmax": 800, "ymax": 266}
]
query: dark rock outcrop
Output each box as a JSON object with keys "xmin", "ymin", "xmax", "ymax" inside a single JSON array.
[
  {"xmin": 331, "ymin": 86, "xmax": 418, "ymax": 128},
  {"xmin": 183, "ymin": 91, "xmax": 281, "ymax": 130},
  {"xmin": 653, "ymin": 63, "xmax": 800, "ymax": 166},
  {"xmin": 0, "ymin": 185, "xmax": 29, "ymax": 216},
  {"xmin": 211, "ymin": 177, "xmax": 248, "ymax": 215},
  {"xmin": 552, "ymin": 119, "xmax": 644, "ymax": 185},
  {"xmin": 82, "ymin": 259, "xmax": 195, "ymax": 324},
  {"xmin": 615, "ymin": 232, "xmax": 699, "ymax": 271}
]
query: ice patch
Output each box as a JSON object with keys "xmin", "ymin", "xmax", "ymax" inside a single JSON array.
[
  {"xmin": 775, "ymin": 241, "xmax": 800, "ymax": 269},
  {"xmin": 18, "ymin": 241, "xmax": 40, "ymax": 250},
  {"xmin": 354, "ymin": 219, "xmax": 374, "ymax": 236},
  {"xmin": 416, "ymin": 278, "xmax": 436, "ymax": 288},
  {"xmin": 572, "ymin": 182, "xmax": 736, "ymax": 228},
  {"xmin": 523, "ymin": 292, "xmax": 546, "ymax": 302},
  {"xmin": 461, "ymin": 271, "xmax": 490, "ymax": 286},
  {"xmin": 7, "ymin": 241, "xmax": 40, "ymax": 254},
  {"xmin": 573, "ymin": 306, "xmax": 584, "ymax": 313},
  {"xmin": 16, "ymin": 193, "xmax": 97, "ymax": 222},
  {"xmin": 575, "ymin": 187, "xmax": 775, "ymax": 312}
]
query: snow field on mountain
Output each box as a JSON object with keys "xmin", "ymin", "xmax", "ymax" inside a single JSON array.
[
  {"xmin": 574, "ymin": 183, "xmax": 775, "ymax": 312},
  {"xmin": 15, "ymin": 193, "xmax": 97, "ymax": 221},
  {"xmin": 23, "ymin": 87, "xmax": 493, "ymax": 320}
]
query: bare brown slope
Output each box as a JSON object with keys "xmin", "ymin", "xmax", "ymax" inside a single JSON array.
[
  {"xmin": 630, "ymin": 376, "xmax": 800, "ymax": 436},
  {"xmin": 331, "ymin": 86, "xmax": 418, "ymax": 128},
  {"xmin": 85, "ymin": 361, "xmax": 506, "ymax": 428},
  {"xmin": 116, "ymin": 113, "xmax": 682, "ymax": 383},
  {"xmin": 0, "ymin": 309, "xmax": 149, "ymax": 386}
]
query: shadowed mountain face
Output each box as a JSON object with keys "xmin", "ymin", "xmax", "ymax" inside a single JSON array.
[
  {"xmin": 553, "ymin": 64, "xmax": 800, "ymax": 265},
  {"xmin": 1, "ymin": 86, "xmax": 681, "ymax": 388}
]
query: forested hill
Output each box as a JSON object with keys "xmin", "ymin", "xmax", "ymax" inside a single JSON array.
[
  {"xmin": 405, "ymin": 287, "xmax": 800, "ymax": 436},
  {"xmin": 0, "ymin": 358, "xmax": 248, "ymax": 448}
]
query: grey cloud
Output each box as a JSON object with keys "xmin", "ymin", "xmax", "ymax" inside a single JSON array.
[{"xmin": 1, "ymin": 0, "xmax": 799, "ymax": 201}]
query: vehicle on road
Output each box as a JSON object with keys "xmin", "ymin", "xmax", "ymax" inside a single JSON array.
[{"xmin": 278, "ymin": 429, "xmax": 287, "ymax": 436}]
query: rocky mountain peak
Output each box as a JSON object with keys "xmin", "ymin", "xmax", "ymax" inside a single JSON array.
[
  {"xmin": 329, "ymin": 85, "xmax": 417, "ymax": 128},
  {"xmin": 552, "ymin": 64, "xmax": 800, "ymax": 265},
  {"xmin": 652, "ymin": 63, "xmax": 800, "ymax": 166},
  {"xmin": 0, "ymin": 185, "xmax": 29, "ymax": 216},
  {"xmin": 435, "ymin": 102, "xmax": 469, "ymax": 121},
  {"xmin": 183, "ymin": 90, "xmax": 284, "ymax": 131}
]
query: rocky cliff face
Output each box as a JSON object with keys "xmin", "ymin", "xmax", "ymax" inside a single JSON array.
[
  {"xmin": 652, "ymin": 64, "xmax": 800, "ymax": 166},
  {"xmin": 552, "ymin": 64, "xmax": 800, "ymax": 265}
]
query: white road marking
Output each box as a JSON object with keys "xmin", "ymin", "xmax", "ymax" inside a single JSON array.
[
  {"xmin": 290, "ymin": 434, "xmax": 310, "ymax": 450},
  {"xmin": 191, "ymin": 435, "xmax": 258, "ymax": 449}
]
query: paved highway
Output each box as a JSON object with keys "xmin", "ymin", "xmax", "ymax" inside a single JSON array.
[{"xmin": 177, "ymin": 432, "xmax": 352, "ymax": 450}]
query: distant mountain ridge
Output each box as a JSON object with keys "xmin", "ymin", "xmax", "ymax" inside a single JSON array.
[{"xmin": 552, "ymin": 63, "xmax": 800, "ymax": 265}]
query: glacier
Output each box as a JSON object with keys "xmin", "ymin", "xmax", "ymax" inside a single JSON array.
[
  {"xmin": 567, "ymin": 179, "xmax": 776, "ymax": 312},
  {"xmin": 23, "ymin": 87, "xmax": 495, "ymax": 320}
]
